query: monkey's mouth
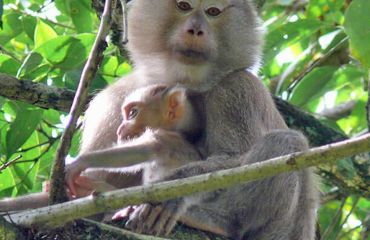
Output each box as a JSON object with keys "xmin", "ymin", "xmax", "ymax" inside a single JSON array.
[{"xmin": 175, "ymin": 49, "xmax": 210, "ymax": 64}]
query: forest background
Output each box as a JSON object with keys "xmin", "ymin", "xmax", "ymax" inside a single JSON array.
[{"xmin": 0, "ymin": 0, "xmax": 369, "ymax": 239}]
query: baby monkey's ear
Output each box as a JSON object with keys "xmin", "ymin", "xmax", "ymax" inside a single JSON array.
[{"xmin": 165, "ymin": 87, "xmax": 187, "ymax": 122}]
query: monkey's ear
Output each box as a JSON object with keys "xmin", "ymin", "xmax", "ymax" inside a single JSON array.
[{"xmin": 166, "ymin": 88, "xmax": 186, "ymax": 122}]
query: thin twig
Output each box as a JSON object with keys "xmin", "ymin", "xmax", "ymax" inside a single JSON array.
[
  {"xmin": 0, "ymin": 155, "xmax": 22, "ymax": 172},
  {"xmin": 333, "ymin": 197, "xmax": 360, "ymax": 240},
  {"xmin": 49, "ymin": 0, "xmax": 115, "ymax": 204},
  {"xmin": 322, "ymin": 197, "xmax": 347, "ymax": 240},
  {"xmin": 119, "ymin": 0, "xmax": 129, "ymax": 44}
]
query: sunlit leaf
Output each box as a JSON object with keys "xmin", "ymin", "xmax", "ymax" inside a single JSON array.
[
  {"xmin": 35, "ymin": 33, "xmax": 95, "ymax": 70},
  {"xmin": 0, "ymin": 54, "xmax": 21, "ymax": 75},
  {"xmin": 289, "ymin": 67, "xmax": 337, "ymax": 107},
  {"xmin": 68, "ymin": 0, "xmax": 94, "ymax": 33},
  {"xmin": 344, "ymin": 0, "xmax": 370, "ymax": 67},
  {"xmin": 5, "ymin": 104, "xmax": 44, "ymax": 157},
  {"xmin": 34, "ymin": 19, "xmax": 58, "ymax": 47}
]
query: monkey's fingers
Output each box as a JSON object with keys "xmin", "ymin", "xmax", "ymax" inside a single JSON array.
[
  {"xmin": 65, "ymin": 170, "xmax": 84, "ymax": 197},
  {"xmin": 126, "ymin": 204, "xmax": 149, "ymax": 233},
  {"xmin": 142, "ymin": 205, "xmax": 163, "ymax": 233},
  {"xmin": 65, "ymin": 177, "xmax": 78, "ymax": 197},
  {"xmin": 150, "ymin": 203, "xmax": 179, "ymax": 236},
  {"xmin": 112, "ymin": 206, "xmax": 136, "ymax": 220}
]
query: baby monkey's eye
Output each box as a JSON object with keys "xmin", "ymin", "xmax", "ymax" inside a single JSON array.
[
  {"xmin": 206, "ymin": 7, "xmax": 222, "ymax": 17},
  {"xmin": 177, "ymin": 1, "xmax": 193, "ymax": 11},
  {"xmin": 127, "ymin": 107, "xmax": 139, "ymax": 120}
]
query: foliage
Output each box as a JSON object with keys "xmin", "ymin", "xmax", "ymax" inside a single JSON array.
[{"xmin": 0, "ymin": 0, "xmax": 369, "ymax": 239}]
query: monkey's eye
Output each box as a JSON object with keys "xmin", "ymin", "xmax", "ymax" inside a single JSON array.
[
  {"xmin": 127, "ymin": 107, "xmax": 139, "ymax": 120},
  {"xmin": 206, "ymin": 7, "xmax": 222, "ymax": 17},
  {"xmin": 177, "ymin": 1, "xmax": 193, "ymax": 11}
]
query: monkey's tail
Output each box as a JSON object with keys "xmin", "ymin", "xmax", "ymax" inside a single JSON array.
[{"xmin": 292, "ymin": 169, "xmax": 320, "ymax": 240}]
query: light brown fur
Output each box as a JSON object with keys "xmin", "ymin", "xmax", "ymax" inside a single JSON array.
[{"xmin": 66, "ymin": 85, "xmax": 202, "ymax": 196}]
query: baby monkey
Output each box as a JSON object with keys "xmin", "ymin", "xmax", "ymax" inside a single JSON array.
[
  {"xmin": 65, "ymin": 84, "xmax": 203, "ymax": 196},
  {"xmin": 0, "ymin": 85, "xmax": 202, "ymax": 214}
]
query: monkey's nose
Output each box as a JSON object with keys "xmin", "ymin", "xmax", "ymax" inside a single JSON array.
[
  {"xmin": 187, "ymin": 28, "xmax": 204, "ymax": 37},
  {"xmin": 116, "ymin": 123, "xmax": 126, "ymax": 138}
]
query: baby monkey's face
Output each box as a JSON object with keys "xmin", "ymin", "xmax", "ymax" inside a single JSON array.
[{"xmin": 116, "ymin": 85, "xmax": 188, "ymax": 142}]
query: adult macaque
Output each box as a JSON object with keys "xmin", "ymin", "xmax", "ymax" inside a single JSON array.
[
  {"xmin": 66, "ymin": 84, "xmax": 202, "ymax": 196},
  {"xmin": 77, "ymin": 0, "xmax": 319, "ymax": 239}
]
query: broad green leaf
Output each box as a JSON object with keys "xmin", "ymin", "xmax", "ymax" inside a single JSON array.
[
  {"xmin": 69, "ymin": 130, "xmax": 81, "ymax": 157},
  {"xmin": 22, "ymin": 15, "xmax": 37, "ymax": 41},
  {"xmin": 5, "ymin": 104, "xmax": 44, "ymax": 157},
  {"xmin": 101, "ymin": 56, "xmax": 119, "ymax": 76},
  {"xmin": 68, "ymin": 0, "xmax": 93, "ymax": 33},
  {"xmin": 264, "ymin": 19, "xmax": 321, "ymax": 66},
  {"xmin": 0, "ymin": 54, "xmax": 21, "ymax": 75},
  {"xmin": 116, "ymin": 62, "xmax": 132, "ymax": 76},
  {"xmin": 0, "ymin": 13, "xmax": 23, "ymax": 44},
  {"xmin": 44, "ymin": 109, "xmax": 61, "ymax": 125},
  {"xmin": 14, "ymin": 132, "xmax": 42, "ymax": 188},
  {"xmin": 16, "ymin": 51, "xmax": 44, "ymax": 78},
  {"xmin": 35, "ymin": 33, "xmax": 94, "ymax": 70},
  {"xmin": 34, "ymin": 19, "xmax": 57, "ymax": 47},
  {"xmin": 344, "ymin": 0, "xmax": 370, "ymax": 68},
  {"xmin": 0, "ymin": 168, "xmax": 16, "ymax": 198},
  {"xmin": 289, "ymin": 67, "xmax": 337, "ymax": 107},
  {"xmin": 55, "ymin": 0, "xmax": 70, "ymax": 16}
]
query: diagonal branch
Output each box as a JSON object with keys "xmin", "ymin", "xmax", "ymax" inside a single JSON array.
[{"xmin": 49, "ymin": 0, "xmax": 115, "ymax": 204}]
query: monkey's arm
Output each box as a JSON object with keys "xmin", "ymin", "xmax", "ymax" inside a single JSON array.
[
  {"xmin": 66, "ymin": 141, "xmax": 153, "ymax": 196},
  {"xmin": 0, "ymin": 192, "xmax": 49, "ymax": 212},
  {"xmin": 67, "ymin": 129, "xmax": 200, "ymax": 195}
]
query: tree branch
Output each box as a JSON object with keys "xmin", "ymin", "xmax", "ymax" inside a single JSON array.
[
  {"xmin": 49, "ymin": 0, "xmax": 114, "ymax": 204},
  {"xmin": 0, "ymin": 73, "xmax": 77, "ymax": 112},
  {"xmin": 1, "ymin": 73, "xmax": 369, "ymax": 196},
  {"xmin": 3, "ymin": 134, "xmax": 369, "ymax": 229}
]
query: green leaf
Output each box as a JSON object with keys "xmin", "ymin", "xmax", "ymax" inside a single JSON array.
[
  {"xmin": 264, "ymin": 19, "xmax": 321, "ymax": 66},
  {"xmin": 0, "ymin": 54, "xmax": 21, "ymax": 75},
  {"xmin": 22, "ymin": 15, "xmax": 37, "ymax": 41},
  {"xmin": 289, "ymin": 67, "xmax": 337, "ymax": 107},
  {"xmin": 15, "ymin": 132, "xmax": 42, "ymax": 187},
  {"xmin": 16, "ymin": 51, "xmax": 44, "ymax": 78},
  {"xmin": 34, "ymin": 19, "xmax": 57, "ymax": 48},
  {"xmin": 0, "ymin": 168, "xmax": 16, "ymax": 197},
  {"xmin": 68, "ymin": 0, "xmax": 93, "ymax": 33},
  {"xmin": 0, "ymin": 0, "xmax": 3, "ymax": 29},
  {"xmin": 44, "ymin": 109, "xmax": 61, "ymax": 125},
  {"xmin": 5, "ymin": 104, "xmax": 44, "ymax": 157},
  {"xmin": 35, "ymin": 33, "xmax": 94, "ymax": 70},
  {"xmin": 0, "ymin": 13, "xmax": 23, "ymax": 44},
  {"xmin": 344, "ymin": 0, "xmax": 370, "ymax": 67}
]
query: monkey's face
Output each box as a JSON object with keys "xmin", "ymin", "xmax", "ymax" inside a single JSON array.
[
  {"xmin": 127, "ymin": 0, "xmax": 263, "ymax": 81},
  {"xmin": 117, "ymin": 86, "xmax": 169, "ymax": 141}
]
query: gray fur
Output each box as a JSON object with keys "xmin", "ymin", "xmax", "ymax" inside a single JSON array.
[{"xmin": 80, "ymin": 1, "xmax": 319, "ymax": 239}]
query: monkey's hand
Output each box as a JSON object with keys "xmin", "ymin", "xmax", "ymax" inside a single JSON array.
[
  {"xmin": 125, "ymin": 199, "xmax": 187, "ymax": 236},
  {"xmin": 65, "ymin": 157, "xmax": 88, "ymax": 197}
]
